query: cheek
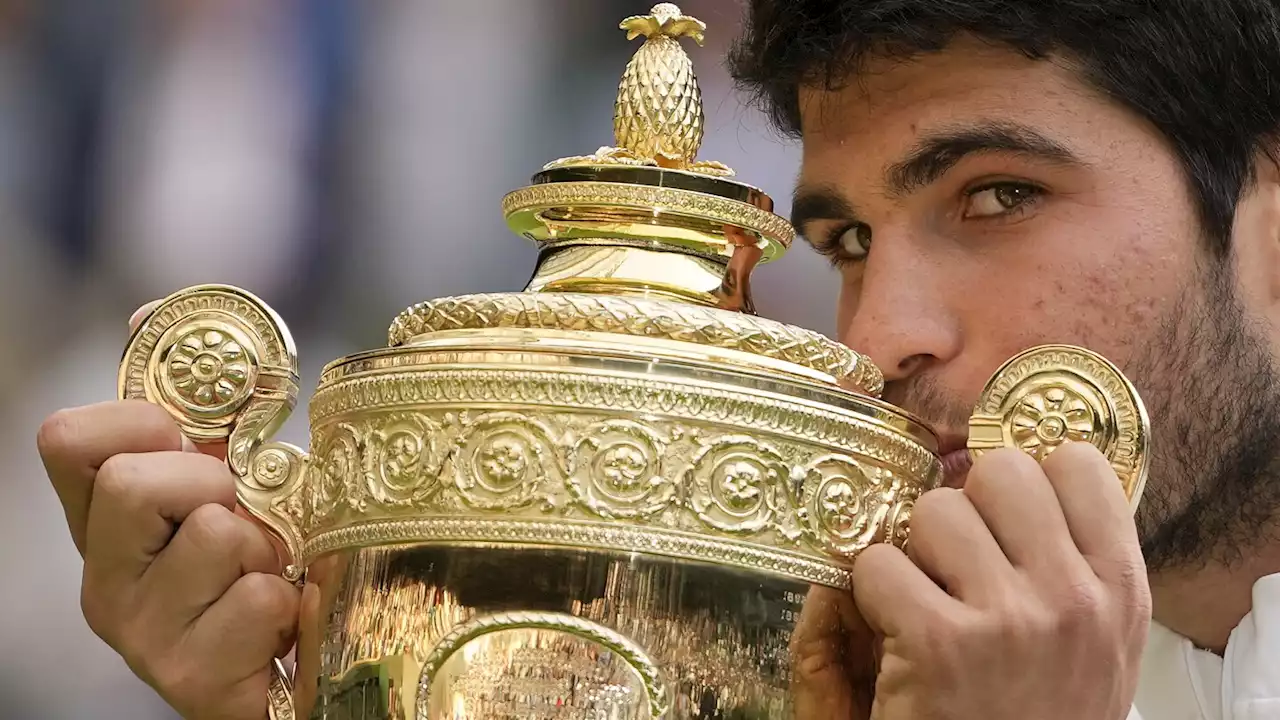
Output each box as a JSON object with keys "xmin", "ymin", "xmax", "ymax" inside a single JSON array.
[
  {"xmin": 835, "ymin": 272, "xmax": 863, "ymax": 338},
  {"xmin": 962, "ymin": 230, "xmax": 1182, "ymax": 370}
]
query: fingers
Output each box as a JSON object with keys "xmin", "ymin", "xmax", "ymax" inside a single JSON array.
[
  {"xmin": 78, "ymin": 456, "xmax": 298, "ymax": 720},
  {"xmin": 38, "ymin": 401, "xmax": 195, "ymax": 555},
  {"xmin": 1040, "ymin": 442, "xmax": 1145, "ymax": 582},
  {"xmin": 41, "ymin": 299, "xmax": 302, "ymax": 719},
  {"xmin": 85, "ymin": 452, "xmax": 238, "ymax": 585},
  {"xmin": 186, "ymin": 571, "xmax": 300, "ymax": 683},
  {"xmin": 963, "ymin": 448, "xmax": 1089, "ymax": 577},
  {"xmin": 852, "ymin": 543, "xmax": 963, "ymax": 638},
  {"xmin": 906, "ymin": 488, "xmax": 1016, "ymax": 605},
  {"xmin": 80, "ymin": 452, "xmax": 241, "ymax": 649},
  {"xmin": 142, "ymin": 572, "xmax": 300, "ymax": 719},
  {"xmin": 139, "ymin": 503, "xmax": 280, "ymax": 619}
]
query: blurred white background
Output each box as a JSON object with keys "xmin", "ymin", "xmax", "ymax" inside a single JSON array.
[{"xmin": 0, "ymin": 1, "xmax": 839, "ymax": 716}]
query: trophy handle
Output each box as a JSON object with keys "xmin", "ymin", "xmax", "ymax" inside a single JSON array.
[
  {"xmin": 267, "ymin": 658, "xmax": 296, "ymax": 720},
  {"xmin": 118, "ymin": 285, "xmax": 305, "ymax": 720},
  {"xmin": 969, "ymin": 344, "xmax": 1150, "ymax": 509},
  {"xmin": 117, "ymin": 284, "xmax": 309, "ymax": 580}
]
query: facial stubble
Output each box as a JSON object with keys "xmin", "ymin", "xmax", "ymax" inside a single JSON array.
[{"xmin": 884, "ymin": 260, "xmax": 1280, "ymax": 574}]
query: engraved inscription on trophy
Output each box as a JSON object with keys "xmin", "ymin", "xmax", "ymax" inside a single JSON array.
[
  {"xmin": 417, "ymin": 612, "xmax": 667, "ymax": 720},
  {"xmin": 428, "ymin": 630, "xmax": 649, "ymax": 719}
]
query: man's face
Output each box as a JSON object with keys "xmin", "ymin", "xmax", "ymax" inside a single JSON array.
[{"xmin": 794, "ymin": 38, "xmax": 1280, "ymax": 574}]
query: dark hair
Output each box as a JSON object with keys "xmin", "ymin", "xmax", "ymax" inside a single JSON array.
[{"xmin": 727, "ymin": 0, "xmax": 1280, "ymax": 253}]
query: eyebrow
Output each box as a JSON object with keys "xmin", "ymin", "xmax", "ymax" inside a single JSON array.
[
  {"xmin": 791, "ymin": 121, "xmax": 1086, "ymax": 236},
  {"xmin": 790, "ymin": 188, "xmax": 858, "ymax": 242},
  {"xmin": 887, "ymin": 121, "xmax": 1083, "ymax": 197}
]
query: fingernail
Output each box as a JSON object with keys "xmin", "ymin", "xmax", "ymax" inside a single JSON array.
[
  {"xmin": 127, "ymin": 300, "xmax": 162, "ymax": 334},
  {"xmin": 180, "ymin": 434, "xmax": 198, "ymax": 453}
]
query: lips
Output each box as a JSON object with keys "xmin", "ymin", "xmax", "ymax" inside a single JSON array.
[{"xmin": 940, "ymin": 447, "xmax": 972, "ymax": 489}]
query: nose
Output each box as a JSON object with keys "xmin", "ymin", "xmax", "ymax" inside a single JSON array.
[{"xmin": 838, "ymin": 233, "xmax": 962, "ymax": 384}]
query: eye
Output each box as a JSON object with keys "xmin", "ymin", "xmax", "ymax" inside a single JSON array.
[
  {"xmin": 962, "ymin": 182, "xmax": 1044, "ymax": 219},
  {"xmin": 832, "ymin": 223, "xmax": 872, "ymax": 263},
  {"xmin": 807, "ymin": 222, "xmax": 872, "ymax": 269}
]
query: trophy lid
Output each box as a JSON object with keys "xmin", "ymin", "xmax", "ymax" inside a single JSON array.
[
  {"xmin": 391, "ymin": 4, "xmax": 885, "ymax": 396},
  {"xmin": 504, "ymin": 3, "xmax": 794, "ymax": 266}
]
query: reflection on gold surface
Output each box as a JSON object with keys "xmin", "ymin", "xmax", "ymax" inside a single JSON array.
[{"xmin": 299, "ymin": 545, "xmax": 810, "ymax": 718}]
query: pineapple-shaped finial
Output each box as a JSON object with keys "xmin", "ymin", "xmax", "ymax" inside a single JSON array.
[
  {"xmin": 544, "ymin": 4, "xmax": 732, "ymax": 177},
  {"xmin": 614, "ymin": 4, "xmax": 707, "ymax": 166}
]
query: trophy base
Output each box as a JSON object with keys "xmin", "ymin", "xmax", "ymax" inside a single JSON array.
[{"xmin": 296, "ymin": 543, "xmax": 820, "ymax": 719}]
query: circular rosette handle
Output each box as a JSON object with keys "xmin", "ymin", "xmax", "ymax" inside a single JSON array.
[
  {"xmin": 968, "ymin": 344, "xmax": 1150, "ymax": 510},
  {"xmin": 117, "ymin": 284, "xmax": 309, "ymax": 580}
]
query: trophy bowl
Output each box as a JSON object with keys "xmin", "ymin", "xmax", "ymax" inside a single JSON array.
[{"xmin": 117, "ymin": 5, "xmax": 1149, "ymax": 719}]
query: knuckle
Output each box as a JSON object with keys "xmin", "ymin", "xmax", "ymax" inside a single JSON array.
[
  {"xmin": 79, "ymin": 578, "xmax": 117, "ymax": 643},
  {"xmin": 182, "ymin": 504, "xmax": 242, "ymax": 555},
  {"xmin": 236, "ymin": 572, "xmax": 300, "ymax": 627},
  {"xmin": 80, "ymin": 577, "xmax": 150, "ymax": 674},
  {"xmin": 918, "ymin": 608, "xmax": 963, "ymax": 642},
  {"xmin": 95, "ymin": 454, "xmax": 147, "ymax": 512},
  {"xmin": 116, "ymin": 615, "xmax": 168, "ymax": 685},
  {"xmin": 910, "ymin": 487, "xmax": 967, "ymax": 529},
  {"xmin": 1054, "ymin": 581, "xmax": 1107, "ymax": 631},
  {"xmin": 36, "ymin": 408, "xmax": 81, "ymax": 460},
  {"xmin": 149, "ymin": 656, "xmax": 207, "ymax": 708}
]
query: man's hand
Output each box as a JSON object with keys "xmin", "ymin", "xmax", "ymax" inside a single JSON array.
[
  {"xmin": 36, "ymin": 307, "xmax": 299, "ymax": 720},
  {"xmin": 852, "ymin": 442, "xmax": 1151, "ymax": 719}
]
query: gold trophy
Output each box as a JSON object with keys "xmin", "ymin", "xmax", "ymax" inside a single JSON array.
[{"xmin": 118, "ymin": 5, "xmax": 1149, "ymax": 718}]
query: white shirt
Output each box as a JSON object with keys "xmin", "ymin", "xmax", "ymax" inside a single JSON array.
[{"xmin": 1130, "ymin": 574, "xmax": 1280, "ymax": 720}]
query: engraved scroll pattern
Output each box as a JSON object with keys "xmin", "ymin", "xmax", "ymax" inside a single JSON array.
[{"xmin": 275, "ymin": 402, "xmax": 930, "ymax": 580}]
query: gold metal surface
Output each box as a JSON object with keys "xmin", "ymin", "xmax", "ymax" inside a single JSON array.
[
  {"xmin": 386, "ymin": 293, "xmax": 882, "ymax": 393},
  {"xmin": 544, "ymin": 3, "xmax": 730, "ymax": 177},
  {"xmin": 291, "ymin": 546, "xmax": 812, "ymax": 719},
  {"xmin": 969, "ymin": 344, "xmax": 1150, "ymax": 509},
  {"xmin": 112, "ymin": 5, "xmax": 1150, "ymax": 718},
  {"xmin": 502, "ymin": 167, "xmax": 794, "ymax": 262}
]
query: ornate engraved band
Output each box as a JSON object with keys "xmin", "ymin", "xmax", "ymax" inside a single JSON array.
[
  {"xmin": 274, "ymin": 368, "xmax": 937, "ymax": 585},
  {"xmin": 500, "ymin": 181, "xmax": 795, "ymax": 249},
  {"xmin": 309, "ymin": 367, "xmax": 930, "ymax": 480},
  {"xmin": 385, "ymin": 292, "xmax": 883, "ymax": 395}
]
